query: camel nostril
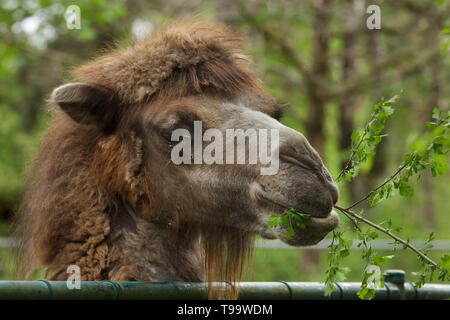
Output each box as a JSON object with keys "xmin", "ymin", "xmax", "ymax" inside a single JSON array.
[
  {"xmin": 321, "ymin": 166, "xmax": 333, "ymax": 182},
  {"xmin": 320, "ymin": 166, "xmax": 339, "ymax": 205},
  {"xmin": 330, "ymin": 184, "xmax": 339, "ymax": 205},
  {"xmin": 326, "ymin": 179, "xmax": 339, "ymax": 205}
]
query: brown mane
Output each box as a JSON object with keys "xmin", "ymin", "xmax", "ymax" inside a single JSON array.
[{"xmin": 15, "ymin": 19, "xmax": 262, "ymax": 298}]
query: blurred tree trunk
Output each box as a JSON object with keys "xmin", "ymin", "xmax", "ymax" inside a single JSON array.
[
  {"xmin": 365, "ymin": 25, "xmax": 388, "ymax": 194},
  {"xmin": 301, "ymin": 0, "xmax": 332, "ymax": 277},
  {"xmin": 214, "ymin": 0, "xmax": 238, "ymax": 22},
  {"xmin": 304, "ymin": 0, "xmax": 331, "ymax": 156},
  {"xmin": 338, "ymin": 0, "xmax": 365, "ymax": 203},
  {"xmin": 421, "ymin": 16, "xmax": 443, "ymax": 230},
  {"xmin": 363, "ymin": 3, "xmax": 390, "ymax": 217}
]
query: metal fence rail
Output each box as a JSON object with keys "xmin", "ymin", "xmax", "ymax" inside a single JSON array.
[
  {"xmin": 3, "ymin": 237, "xmax": 450, "ymax": 250},
  {"xmin": 0, "ymin": 270, "xmax": 449, "ymax": 300}
]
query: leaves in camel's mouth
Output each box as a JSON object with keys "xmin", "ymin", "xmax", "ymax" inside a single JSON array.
[{"xmin": 267, "ymin": 208, "xmax": 310, "ymax": 240}]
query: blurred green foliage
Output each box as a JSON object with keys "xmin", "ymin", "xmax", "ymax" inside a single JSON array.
[
  {"xmin": 0, "ymin": 104, "xmax": 44, "ymax": 212},
  {"xmin": 0, "ymin": 0, "xmax": 448, "ymax": 282}
]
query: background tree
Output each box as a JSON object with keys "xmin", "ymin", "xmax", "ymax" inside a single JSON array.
[{"xmin": 0, "ymin": 0, "xmax": 448, "ymax": 283}]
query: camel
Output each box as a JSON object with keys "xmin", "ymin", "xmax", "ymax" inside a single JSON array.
[{"xmin": 15, "ymin": 19, "xmax": 339, "ymax": 298}]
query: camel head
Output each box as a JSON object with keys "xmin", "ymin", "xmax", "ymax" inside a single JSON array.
[
  {"xmin": 46, "ymin": 20, "xmax": 339, "ymax": 289},
  {"xmin": 120, "ymin": 88, "xmax": 338, "ymax": 247},
  {"xmin": 142, "ymin": 91, "xmax": 339, "ymax": 247}
]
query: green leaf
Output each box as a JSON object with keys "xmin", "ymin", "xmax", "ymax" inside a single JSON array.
[
  {"xmin": 432, "ymin": 107, "xmax": 441, "ymax": 120},
  {"xmin": 334, "ymin": 267, "xmax": 350, "ymax": 282},
  {"xmin": 293, "ymin": 214, "xmax": 306, "ymax": 229},
  {"xmin": 281, "ymin": 214, "xmax": 290, "ymax": 226},
  {"xmin": 430, "ymin": 154, "xmax": 448, "ymax": 176},
  {"xmin": 351, "ymin": 130, "xmax": 361, "ymax": 144},
  {"xmin": 368, "ymin": 231, "xmax": 378, "ymax": 240},
  {"xmin": 399, "ymin": 183, "xmax": 414, "ymax": 197},
  {"xmin": 324, "ymin": 283, "xmax": 337, "ymax": 296},
  {"xmin": 438, "ymin": 254, "xmax": 450, "ymax": 271},
  {"xmin": 285, "ymin": 224, "xmax": 295, "ymax": 240},
  {"xmin": 372, "ymin": 255, "xmax": 394, "ymax": 266},
  {"xmin": 267, "ymin": 215, "xmax": 282, "ymax": 228},
  {"xmin": 357, "ymin": 287, "xmax": 376, "ymax": 300}
]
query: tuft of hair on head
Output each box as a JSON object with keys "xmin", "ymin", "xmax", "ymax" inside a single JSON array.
[{"xmin": 71, "ymin": 18, "xmax": 261, "ymax": 107}]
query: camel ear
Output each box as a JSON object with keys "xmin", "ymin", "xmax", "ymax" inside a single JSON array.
[{"xmin": 51, "ymin": 82, "xmax": 119, "ymax": 132}]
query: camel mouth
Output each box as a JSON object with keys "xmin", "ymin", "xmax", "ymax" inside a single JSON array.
[
  {"xmin": 254, "ymin": 183, "xmax": 334, "ymax": 218},
  {"xmin": 254, "ymin": 183, "xmax": 339, "ymax": 231},
  {"xmin": 301, "ymin": 210, "xmax": 339, "ymax": 230}
]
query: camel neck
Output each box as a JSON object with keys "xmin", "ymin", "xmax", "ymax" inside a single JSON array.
[{"xmin": 105, "ymin": 203, "xmax": 204, "ymax": 281}]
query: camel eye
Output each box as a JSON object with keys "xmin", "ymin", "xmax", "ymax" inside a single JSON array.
[
  {"xmin": 160, "ymin": 126, "xmax": 192, "ymax": 149},
  {"xmin": 153, "ymin": 108, "xmax": 200, "ymax": 149},
  {"xmin": 166, "ymin": 138, "xmax": 176, "ymax": 147},
  {"xmin": 160, "ymin": 127, "xmax": 176, "ymax": 145}
]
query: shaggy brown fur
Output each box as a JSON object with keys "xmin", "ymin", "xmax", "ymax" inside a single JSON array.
[
  {"xmin": 15, "ymin": 19, "xmax": 262, "ymax": 298},
  {"xmin": 15, "ymin": 19, "xmax": 339, "ymax": 300}
]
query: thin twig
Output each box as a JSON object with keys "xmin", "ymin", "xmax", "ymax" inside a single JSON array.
[
  {"xmin": 335, "ymin": 130, "xmax": 367, "ymax": 181},
  {"xmin": 340, "ymin": 209, "xmax": 361, "ymax": 231},
  {"xmin": 347, "ymin": 162, "xmax": 409, "ymax": 210},
  {"xmin": 335, "ymin": 112, "xmax": 377, "ymax": 181},
  {"xmin": 334, "ymin": 205, "xmax": 439, "ymax": 268}
]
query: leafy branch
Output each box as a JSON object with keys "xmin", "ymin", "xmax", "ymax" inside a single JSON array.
[
  {"xmin": 335, "ymin": 94, "xmax": 398, "ymax": 182},
  {"xmin": 268, "ymin": 95, "xmax": 450, "ymax": 299},
  {"xmin": 268, "ymin": 208, "xmax": 308, "ymax": 240},
  {"xmin": 333, "ymin": 104, "xmax": 449, "ymax": 298},
  {"xmin": 334, "ymin": 205, "xmax": 438, "ymax": 268},
  {"xmin": 346, "ymin": 163, "xmax": 407, "ymax": 210}
]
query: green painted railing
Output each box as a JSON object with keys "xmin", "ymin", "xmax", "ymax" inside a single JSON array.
[{"xmin": 0, "ymin": 270, "xmax": 449, "ymax": 300}]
